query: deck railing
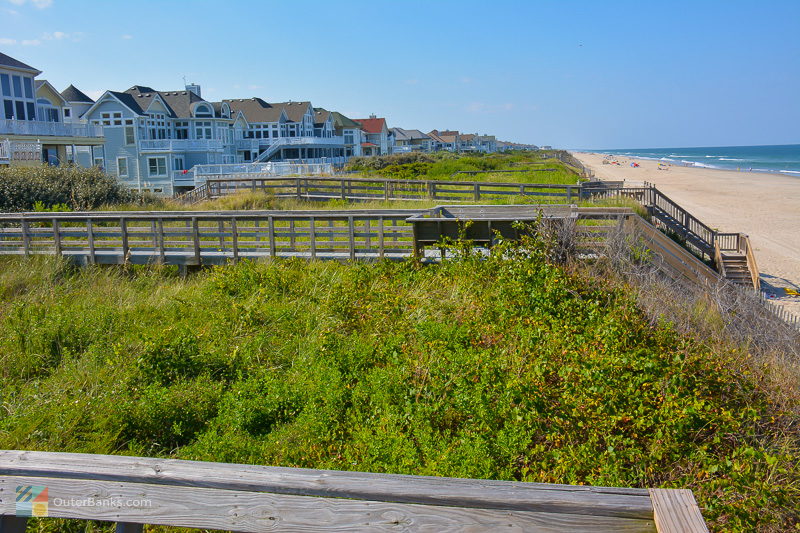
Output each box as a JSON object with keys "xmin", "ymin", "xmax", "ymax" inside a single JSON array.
[
  {"xmin": 0, "ymin": 119, "xmax": 104, "ymax": 138},
  {"xmin": 0, "ymin": 450, "xmax": 707, "ymax": 533}
]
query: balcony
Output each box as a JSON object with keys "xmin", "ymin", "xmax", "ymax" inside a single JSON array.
[
  {"xmin": 172, "ymin": 169, "xmax": 196, "ymax": 187},
  {"xmin": 139, "ymin": 139, "xmax": 224, "ymax": 152},
  {"xmin": 0, "ymin": 119, "xmax": 104, "ymax": 139}
]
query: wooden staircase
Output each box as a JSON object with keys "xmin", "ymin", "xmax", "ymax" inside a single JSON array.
[{"xmin": 719, "ymin": 253, "xmax": 755, "ymax": 287}]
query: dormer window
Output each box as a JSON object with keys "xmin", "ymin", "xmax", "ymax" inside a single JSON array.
[{"xmin": 194, "ymin": 104, "xmax": 212, "ymax": 118}]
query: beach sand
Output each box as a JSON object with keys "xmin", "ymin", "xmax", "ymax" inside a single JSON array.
[{"xmin": 572, "ymin": 152, "xmax": 800, "ymax": 319}]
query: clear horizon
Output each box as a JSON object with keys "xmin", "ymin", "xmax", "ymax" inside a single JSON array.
[{"xmin": 1, "ymin": 0, "xmax": 798, "ymax": 149}]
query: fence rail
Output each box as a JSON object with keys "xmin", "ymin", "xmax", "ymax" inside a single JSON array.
[
  {"xmin": 200, "ymin": 175, "xmax": 589, "ymax": 204},
  {"xmin": 0, "ymin": 450, "xmax": 707, "ymax": 532}
]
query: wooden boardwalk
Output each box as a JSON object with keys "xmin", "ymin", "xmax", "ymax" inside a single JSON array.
[{"xmin": 0, "ymin": 450, "xmax": 708, "ymax": 532}]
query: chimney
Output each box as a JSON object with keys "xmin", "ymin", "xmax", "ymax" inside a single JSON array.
[
  {"xmin": 185, "ymin": 83, "xmax": 201, "ymax": 97},
  {"xmin": 369, "ymin": 113, "xmax": 376, "ymax": 119}
]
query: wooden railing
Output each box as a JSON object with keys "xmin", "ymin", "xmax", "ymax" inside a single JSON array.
[
  {"xmin": 201, "ymin": 176, "xmax": 588, "ymax": 204},
  {"xmin": 0, "ymin": 450, "xmax": 707, "ymax": 532}
]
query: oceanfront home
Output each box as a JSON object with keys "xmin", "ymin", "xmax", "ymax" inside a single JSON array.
[
  {"xmin": 82, "ymin": 84, "xmax": 236, "ymax": 194},
  {"xmin": 355, "ymin": 115, "xmax": 391, "ymax": 156},
  {"xmin": 1, "ymin": 52, "xmax": 104, "ymax": 167},
  {"xmin": 331, "ymin": 111, "xmax": 364, "ymax": 157},
  {"xmin": 226, "ymin": 99, "xmax": 344, "ymax": 165},
  {"xmin": 390, "ymin": 127, "xmax": 432, "ymax": 153}
]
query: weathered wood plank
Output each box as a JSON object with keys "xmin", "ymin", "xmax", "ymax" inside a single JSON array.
[
  {"xmin": 0, "ymin": 451, "xmax": 652, "ymax": 519},
  {"xmin": 0, "ymin": 476, "xmax": 656, "ymax": 533},
  {"xmin": 649, "ymin": 489, "xmax": 708, "ymax": 533}
]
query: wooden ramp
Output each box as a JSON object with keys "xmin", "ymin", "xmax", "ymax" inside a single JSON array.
[{"xmin": 0, "ymin": 450, "xmax": 707, "ymax": 532}]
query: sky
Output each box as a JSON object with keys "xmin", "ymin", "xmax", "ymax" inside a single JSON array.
[{"xmin": 1, "ymin": 0, "xmax": 798, "ymax": 149}]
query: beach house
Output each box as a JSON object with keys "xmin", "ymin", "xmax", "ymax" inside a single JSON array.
[
  {"xmin": 226, "ymin": 99, "xmax": 344, "ymax": 164},
  {"xmin": 390, "ymin": 128, "xmax": 432, "ymax": 153},
  {"xmin": 331, "ymin": 111, "xmax": 363, "ymax": 157},
  {"xmin": 355, "ymin": 115, "xmax": 391, "ymax": 156},
  {"xmin": 0, "ymin": 52, "xmax": 105, "ymax": 168},
  {"xmin": 81, "ymin": 84, "xmax": 236, "ymax": 194}
]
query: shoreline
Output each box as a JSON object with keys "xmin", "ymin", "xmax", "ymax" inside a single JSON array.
[
  {"xmin": 571, "ymin": 151, "xmax": 800, "ymax": 319},
  {"xmin": 585, "ymin": 151, "xmax": 800, "ymax": 179}
]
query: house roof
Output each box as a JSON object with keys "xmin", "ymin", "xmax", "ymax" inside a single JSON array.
[
  {"xmin": 331, "ymin": 111, "xmax": 360, "ymax": 129},
  {"xmin": 107, "ymin": 91, "xmax": 146, "ymax": 115},
  {"xmin": 271, "ymin": 101, "xmax": 312, "ymax": 122},
  {"xmin": 61, "ymin": 84, "xmax": 94, "ymax": 103},
  {"xmin": 355, "ymin": 117, "xmax": 387, "ymax": 134},
  {"xmin": 460, "ymin": 133, "xmax": 476, "ymax": 141},
  {"xmin": 313, "ymin": 107, "xmax": 331, "ymax": 126},
  {"xmin": 391, "ymin": 127, "xmax": 430, "ymax": 141},
  {"xmin": 0, "ymin": 52, "xmax": 40, "ymax": 74},
  {"xmin": 224, "ymin": 98, "xmax": 285, "ymax": 123},
  {"xmin": 124, "ymin": 86, "xmax": 210, "ymax": 119},
  {"xmin": 427, "ymin": 131, "xmax": 446, "ymax": 143}
]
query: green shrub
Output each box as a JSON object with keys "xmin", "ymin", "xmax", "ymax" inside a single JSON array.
[{"xmin": 0, "ymin": 165, "xmax": 139, "ymax": 211}]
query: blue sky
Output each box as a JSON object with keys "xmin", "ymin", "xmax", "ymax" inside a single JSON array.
[{"xmin": 2, "ymin": 0, "xmax": 798, "ymax": 149}]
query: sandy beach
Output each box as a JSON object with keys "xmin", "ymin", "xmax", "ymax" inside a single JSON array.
[{"xmin": 572, "ymin": 152, "xmax": 800, "ymax": 318}]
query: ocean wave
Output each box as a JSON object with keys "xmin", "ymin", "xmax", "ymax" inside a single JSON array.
[
  {"xmin": 779, "ymin": 170, "xmax": 800, "ymax": 175},
  {"xmin": 685, "ymin": 161, "xmax": 718, "ymax": 169},
  {"xmin": 718, "ymin": 158, "xmax": 746, "ymax": 161}
]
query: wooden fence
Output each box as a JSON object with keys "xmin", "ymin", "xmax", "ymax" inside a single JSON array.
[
  {"xmin": 200, "ymin": 175, "xmax": 590, "ymax": 204},
  {"xmin": 0, "ymin": 450, "xmax": 708, "ymax": 532}
]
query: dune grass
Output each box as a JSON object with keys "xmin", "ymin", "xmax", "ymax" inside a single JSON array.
[{"xmin": 0, "ymin": 235, "xmax": 797, "ymax": 531}]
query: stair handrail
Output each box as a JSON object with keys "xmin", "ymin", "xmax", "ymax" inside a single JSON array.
[
  {"xmin": 740, "ymin": 233, "xmax": 761, "ymax": 291},
  {"xmin": 713, "ymin": 241, "xmax": 727, "ymax": 279}
]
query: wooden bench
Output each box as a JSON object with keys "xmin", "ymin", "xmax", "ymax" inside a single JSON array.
[{"xmin": 0, "ymin": 450, "xmax": 707, "ymax": 532}]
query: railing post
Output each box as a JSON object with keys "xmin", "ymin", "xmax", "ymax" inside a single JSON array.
[
  {"xmin": 115, "ymin": 523, "xmax": 143, "ymax": 533},
  {"xmin": 342, "ymin": 179, "xmax": 347, "ymax": 200},
  {"xmin": 157, "ymin": 218, "xmax": 165, "ymax": 264},
  {"xmin": 296, "ymin": 178, "xmax": 302, "ymax": 199},
  {"xmin": 120, "ymin": 217, "xmax": 129, "ymax": 264},
  {"xmin": 52, "ymin": 218, "xmax": 62, "ymax": 256},
  {"xmin": 566, "ymin": 186, "xmax": 572, "ymax": 204},
  {"xmin": 348, "ymin": 216, "xmax": 355, "ymax": 261},
  {"xmin": 309, "ymin": 217, "xmax": 317, "ymax": 259},
  {"xmin": 427, "ymin": 181, "xmax": 435, "ymax": 199},
  {"xmin": 384, "ymin": 181, "xmax": 389, "ymax": 201},
  {"xmin": 378, "ymin": 216, "xmax": 385, "ymax": 258},
  {"xmin": 474, "ymin": 183, "xmax": 480, "ymax": 201},
  {"xmin": 191, "ymin": 217, "xmax": 200, "ymax": 265},
  {"xmin": 87, "ymin": 219, "xmax": 96, "ymax": 265},
  {"xmin": 0, "ymin": 516, "xmax": 29, "ymax": 533},
  {"xmin": 231, "ymin": 217, "xmax": 239, "ymax": 262},
  {"xmin": 20, "ymin": 217, "xmax": 30, "ymax": 256},
  {"xmin": 268, "ymin": 216, "xmax": 276, "ymax": 258}
]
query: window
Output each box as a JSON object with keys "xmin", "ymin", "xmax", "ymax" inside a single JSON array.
[
  {"xmin": 173, "ymin": 157, "xmax": 184, "ymax": 171},
  {"xmin": 93, "ymin": 157, "xmax": 104, "ymax": 168},
  {"xmin": 117, "ymin": 157, "xmax": 128, "ymax": 177},
  {"xmin": 344, "ymin": 133, "xmax": 354, "ymax": 145},
  {"xmin": 194, "ymin": 104, "xmax": 212, "ymax": 117},
  {"xmin": 15, "ymin": 101, "xmax": 25, "ymax": 120},
  {"xmin": 3, "ymin": 100, "xmax": 13, "ymax": 119},
  {"xmin": 124, "ymin": 125, "xmax": 135, "ymax": 145},
  {"xmin": 0, "ymin": 74, "xmax": 10, "ymax": 97},
  {"xmin": 23, "ymin": 77, "xmax": 33, "ymax": 99},
  {"xmin": 175, "ymin": 121, "xmax": 189, "ymax": 139},
  {"xmin": 195, "ymin": 121, "xmax": 212, "ymax": 139},
  {"xmin": 64, "ymin": 108, "xmax": 71, "ymax": 118},
  {"xmin": 12, "ymin": 76, "xmax": 22, "ymax": 98},
  {"xmin": 148, "ymin": 157, "xmax": 167, "ymax": 177}
]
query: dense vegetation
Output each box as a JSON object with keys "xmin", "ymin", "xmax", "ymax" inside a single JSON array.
[
  {"xmin": 0, "ymin": 165, "xmax": 140, "ymax": 212},
  {"xmin": 0, "ymin": 235, "xmax": 796, "ymax": 531},
  {"xmin": 346, "ymin": 151, "xmax": 581, "ymax": 184}
]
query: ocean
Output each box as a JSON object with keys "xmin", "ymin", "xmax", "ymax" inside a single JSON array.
[{"xmin": 596, "ymin": 144, "xmax": 800, "ymax": 177}]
